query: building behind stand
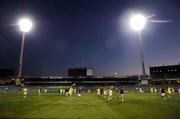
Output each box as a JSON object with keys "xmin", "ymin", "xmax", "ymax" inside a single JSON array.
[
  {"xmin": 150, "ymin": 64, "xmax": 180, "ymax": 84},
  {"xmin": 68, "ymin": 67, "xmax": 93, "ymax": 78}
]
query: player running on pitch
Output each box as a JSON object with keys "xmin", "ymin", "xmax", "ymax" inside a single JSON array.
[
  {"xmin": 150, "ymin": 87, "xmax": 153, "ymax": 94},
  {"xmin": 167, "ymin": 87, "xmax": 172, "ymax": 99},
  {"xmin": 171, "ymin": 87, "xmax": 175, "ymax": 94},
  {"xmin": 69, "ymin": 87, "xmax": 73, "ymax": 96},
  {"xmin": 22, "ymin": 87, "xmax": 28, "ymax": 99},
  {"xmin": 97, "ymin": 88, "xmax": 101, "ymax": 96},
  {"xmin": 108, "ymin": 88, "xmax": 113, "ymax": 101},
  {"xmin": 103, "ymin": 88, "xmax": 108, "ymax": 98},
  {"xmin": 160, "ymin": 88, "xmax": 166, "ymax": 100},
  {"xmin": 77, "ymin": 87, "xmax": 81, "ymax": 97},
  {"xmin": 119, "ymin": 88, "xmax": 124, "ymax": 102},
  {"xmin": 38, "ymin": 88, "xmax": 41, "ymax": 96},
  {"xmin": 154, "ymin": 88, "xmax": 158, "ymax": 93},
  {"xmin": 139, "ymin": 88, "xmax": 143, "ymax": 93},
  {"xmin": 44, "ymin": 88, "xmax": 47, "ymax": 94},
  {"xmin": 65, "ymin": 88, "xmax": 69, "ymax": 96}
]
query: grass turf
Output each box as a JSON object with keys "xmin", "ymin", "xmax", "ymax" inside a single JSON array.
[{"xmin": 0, "ymin": 92, "xmax": 180, "ymax": 119}]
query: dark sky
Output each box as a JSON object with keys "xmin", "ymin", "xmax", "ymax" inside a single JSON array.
[{"xmin": 0, "ymin": 0, "xmax": 180, "ymax": 76}]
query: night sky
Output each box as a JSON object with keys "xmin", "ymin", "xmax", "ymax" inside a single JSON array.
[{"xmin": 0, "ymin": 0, "xmax": 180, "ymax": 76}]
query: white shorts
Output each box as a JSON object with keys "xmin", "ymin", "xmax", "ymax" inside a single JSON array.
[
  {"xmin": 161, "ymin": 93, "xmax": 165, "ymax": 97},
  {"xmin": 65, "ymin": 92, "xmax": 69, "ymax": 96},
  {"xmin": 120, "ymin": 94, "xmax": 124, "ymax": 97}
]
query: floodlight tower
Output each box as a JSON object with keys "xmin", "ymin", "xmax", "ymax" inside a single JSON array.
[
  {"xmin": 130, "ymin": 14, "xmax": 147, "ymax": 75},
  {"xmin": 18, "ymin": 18, "xmax": 32, "ymax": 77},
  {"xmin": 129, "ymin": 13, "xmax": 171, "ymax": 80}
]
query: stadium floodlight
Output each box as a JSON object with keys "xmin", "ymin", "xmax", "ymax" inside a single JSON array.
[
  {"xmin": 18, "ymin": 18, "xmax": 32, "ymax": 33},
  {"xmin": 18, "ymin": 18, "xmax": 33, "ymax": 77},
  {"xmin": 129, "ymin": 13, "xmax": 171, "ymax": 76},
  {"xmin": 114, "ymin": 72, "xmax": 118, "ymax": 78},
  {"xmin": 130, "ymin": 14, "xmax": 147, "ymax": 31}
]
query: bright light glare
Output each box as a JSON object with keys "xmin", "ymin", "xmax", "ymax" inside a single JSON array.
[
  {"xmin": 130, "ymin": 14, "xmax": 146, "ymax": 31},
  {"xmin": 18, "ymin": 18, "xmax": 32, "ymax": 32}
]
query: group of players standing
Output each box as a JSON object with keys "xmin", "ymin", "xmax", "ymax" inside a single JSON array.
[
  {"xmin": 21, "ymin": 84, "xmax": 179, "ymax": 102},
  {"xmin": 22, "ymin": 84, "xmax": 82, "ymax": 99},
  {"xmin": 97, "ymin": 87, "xmax": 124, "ymax": 102},
  {"xmin": 140, "ymin": 86, "xmax": 177, "ymax": 100},
  {"xmin": 159, "ymin": 87, "xmax": 176, "ymax": 100}
]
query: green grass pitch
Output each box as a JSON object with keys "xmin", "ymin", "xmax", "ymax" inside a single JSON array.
[{"xmin": 0, "ymin": 92, "xmax": 180, "ymax": 119}]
